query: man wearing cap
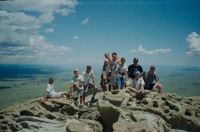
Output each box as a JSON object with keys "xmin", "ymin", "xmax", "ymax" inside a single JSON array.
[
  {"xmin": 128, "ymin": 58, "xmax": 143, "ymax": 80},
  {"xmin": 141, "ymin": 65, "xmax": 162, "ymax": 93},
  {"xmin": 70, "ymin": 68, "xmax": 84, "ymax": 106},
  {"xmin": 82, "ymin": 65, "xmax": 98, "ymax": 103}
]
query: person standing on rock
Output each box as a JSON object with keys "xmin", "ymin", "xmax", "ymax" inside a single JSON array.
[
  {"xmin": 82, "ymin": 65, "xmax": 98, "ymax": 103},
  {"xmin": 115, "ymin": 57, "xmax": 128, "ymax": 89},
  {"xmin": 141, "ymin": 65, "xmax": 162, "ymax": 93},
  {"xmin": 126, "ymin": 58, "xmax": 143, "ymax": 87},
  {"xmin": 109, "ymin": 52, "xmax": 120, "ymax": 90},
  {"xmin": 42, "ymin": 77, "xmax": 69, "ymax": 100},
  {"xmin": 128, "ymin": 57, "xmax": 143, "ymax": 80},
  {"xmin": 101, "ymin": 58, "xmax": 111, "ymax": 92},
  {"xmin": 70, "ymin": 68, "xmax": 84, "ymax": 106}
]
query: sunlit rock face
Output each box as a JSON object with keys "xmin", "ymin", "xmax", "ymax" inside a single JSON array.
[{"xmin": 0, "ymin": 88, "xmax": 200, "ymax": 132}]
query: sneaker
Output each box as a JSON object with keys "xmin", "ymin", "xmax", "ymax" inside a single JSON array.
[
  {"xmin": 90, "ymin": 96, "xmax": 95, "ymax": 101},
  {"xmin": 73, "ymin": 96, "xmax": 78, "ymax": 101}
]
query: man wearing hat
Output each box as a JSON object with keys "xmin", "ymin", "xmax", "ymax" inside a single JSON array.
[
  {"xmin": 82, "ymin": 65, "xmax": 98, "ymax": 103},
  {"xmin": 128, "ymin": 57, "xmax": 143, "ymax": 80},
  {"xmin": 70, "ymin": 68, "xmax": 84, "ymax": 106},
  {"xmin": 141, "ymin": 65, "xmax": 162, "ymax": 93}
]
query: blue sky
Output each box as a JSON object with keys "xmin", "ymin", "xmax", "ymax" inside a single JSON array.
[{"xmin": 0, "ymin": 0, "xmax": 200, "ymax": 67}]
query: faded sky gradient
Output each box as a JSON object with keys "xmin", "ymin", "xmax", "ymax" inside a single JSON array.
[{"xmin": 0, "ymin": 0, "xmax": 200, "ymax": 67}]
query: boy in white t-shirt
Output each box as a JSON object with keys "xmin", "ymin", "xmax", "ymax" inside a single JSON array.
[
  {"xmin": 70, "ymin": 68, "xmax": 84, "ymax": 106},
  {"xmin": 116, "ymin": 57, "xmax": 128, "ymax": 89},
  {"xmin": 43, "ymin": 77, "xmax": 68, "ymax": 101},
  {"xmin": 132, "ymin": 71, "xmax": 145, "ymax": 90}
]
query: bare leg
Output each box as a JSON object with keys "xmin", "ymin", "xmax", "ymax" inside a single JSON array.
[
  {"xmin": 83, "ymin": 93, "xmax": 86, "ymax": 104},
  {"xmin": 80, "ymin": 96, "xmax": 83, "ymax": 105},
  {"xmin": 157, "ymin": 84, "xmax": 162, "ymax": 93}
]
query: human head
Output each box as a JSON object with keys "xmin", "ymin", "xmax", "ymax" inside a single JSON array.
[
  {"xmin": 86, "ymin": 65, "xmax": 92, "ymax": 73},
  {"xmin": 104, "ymin": 53, "xmax": 110, "ymax": 59},
  {"xmin": 121, "ymin": 57, "xmax": 126, "ymax": 64},
  {"xmin": 133, "ymin": 57, "xmax": 138, "ymax": 65},
  {"xmin": 134, "ymin": 71, "xmax": 140, "ymax": 79},
  {"xmin": 74, "ymin": 68, "xmax": 79, "ymax": 76},
  {"xmin": 149, "ymin": 64, "xmax": 156, "ymax": 73},
  {"xmin": 49, "ymin": 77, "xmax": 54, "ymax": 84},
  {"xmin": 112, "ymin": 52, "xmax": 117, "ymax": 61}
]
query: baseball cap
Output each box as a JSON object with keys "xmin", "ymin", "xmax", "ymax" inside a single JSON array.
[
  {"xmin": 134, "ymin": 71, "xmax": 140, "ymax": 75},
  {"xmin": 87, "ymin": 65, "xmax": 91, "ymax": 68},
  {"xmin": 150, "ymin": 64, "xmax": 156, "ymax": 69},
  {"xmin": 133, "ymin": 58, "xmax": 138, "ymax": 61},
  {"xmin": 74, "ymin": 68, "xmax": 79, "ymax": 72}
]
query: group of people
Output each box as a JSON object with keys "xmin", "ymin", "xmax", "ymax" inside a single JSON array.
[
  {"xmin": 42, "ymin": 52, "xmax": 163, "ymax": 106},
  {"xmin": 101, "ymin": 52, "xmax": 162, "ymax": 94}
]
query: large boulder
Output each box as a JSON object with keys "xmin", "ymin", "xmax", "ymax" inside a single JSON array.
[{"xmin": 0, "ymin": 89, "xmax": 200, "ymax": 132}]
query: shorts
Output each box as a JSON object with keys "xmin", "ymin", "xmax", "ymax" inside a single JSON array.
[
  {"xmin": 49, "ymin": 92, "xmax": 62, "ymax": 98},
  {"xmin": 144, "ymin": 83, "xmax": 155, "ymax": 90},
  {"xmin": 110, "ymin": 75, "xmax": 117, "ymax": 86},
  {"xmin": 116, "ymin": 77, "xmax": 125, "ymax": 89},
  {"xmin": 84, "ymin": 83, "xmax": 95, "ymax": 93},
  {"xmin": 100, "ymin": 74, "xmax": 110, "ymax": 86},
  {"xmin": 76, "ymin": 87, "xmax": 84, "ymax": 96}
]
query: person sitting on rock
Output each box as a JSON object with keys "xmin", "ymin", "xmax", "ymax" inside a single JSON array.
[
  {"xmin": 132, "ymin": 71, "xmax": 145, "ymax": 90},
  {"xmin": 141, "ymin": 65, "xmax": 162, "ymax": 93},
  {"xmin": 82, "ymin": 65, "xmax": 98, "ymax": 103},
  {"xmin": 70, "ymin": 68, "xmax": 84, "ymax": 106},
  {"xmin": 42, "ymin": 77, "xmax": 69, "ymax": 100}
]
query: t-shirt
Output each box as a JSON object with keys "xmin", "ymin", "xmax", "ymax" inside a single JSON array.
[
  {"xmin": 128, "ymin": 64, "xmax": 143, "ymax": 79},
  {"xmin": 71, "ymin": 75, "xmax": 84, "ymax": 90},
  {"xmin": 141, "ymin": 71, "xmax": 159, "ymax": 87},
  {"xmin": 109, "ymin": 60, "xmax": 118, "ymax": 76},
  {"xmin": 117, "ymin": 64, "xmax": 128, "ymax": 78},
  {"xmin": 82, "ymin": 71, "xmax": 94, "ymax": 86},
  {"xmin": 132, "ymin": 78, "xmax": 145, "ymax": 89},
  {"xmin": 46, "ymin": 84, "xmax": 57, "ymax": 98}
]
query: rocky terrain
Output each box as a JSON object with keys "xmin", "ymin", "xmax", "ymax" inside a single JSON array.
[{"xmin": 0, "ymin": 87, "xmax": 200, "ymax": 132}]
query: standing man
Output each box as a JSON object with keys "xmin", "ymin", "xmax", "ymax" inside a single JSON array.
[
  {"xmin": 70, "ymin": 69, "xmax": 84, "ymax": 106},
  {"xmin": 128, "ymin": 58, "xmax": 143, "ymax": 79},
  {"xmin": 82, "ymin": 65, "xmax": 98, "ymax": 103},
  {"xmin": 141, "ymin": 65, "xmax": 162, "ymax": 93},
  {"xmin": 109, "ymin": 52, "xmax": 119, "ymax": 90}
]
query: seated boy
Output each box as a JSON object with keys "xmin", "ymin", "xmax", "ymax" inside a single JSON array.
[{"xmin": 42, "ymin": 77, "xmax": 68, "ymax": 101}]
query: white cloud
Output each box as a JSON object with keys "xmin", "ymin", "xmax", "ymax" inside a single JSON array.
[
  {"xmin": 0, "ymin": 0, "xmax": 77, "ymax": 63},
  {"xmin": 44, "ymin": 28, "xmax": 54, "ymax": 33},
  {"xmin": 129, "ymin": 45, "xmax": 171, "ymax": 55},
  {"xmin": 186, "ymin": 32, "xmax": 200, "ymax": 55},
  {"xmin": 81, "ymin": 17, "xmax": 89, "ymax": 25},
  {"xmin": 73, "ymin": 36, "xmax": 79, "ymax": 39}
]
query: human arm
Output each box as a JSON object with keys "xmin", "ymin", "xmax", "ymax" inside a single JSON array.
[{"xmin": 91, "ymin": 72, "xmax": 96, "ymax": 87}]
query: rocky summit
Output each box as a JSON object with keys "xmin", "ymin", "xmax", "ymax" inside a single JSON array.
[{"xmin": 0, "ymin": 87, "xmax": 200, "ymax": 132}]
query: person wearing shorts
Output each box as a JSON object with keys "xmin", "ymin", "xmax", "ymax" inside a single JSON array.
[
  {"xmin": 43, "ymin": 77, "xmax": 68, "ymax": 100},
  {"xmin": 82, "ymin": 65, "xmax": 98, "ymax": 103},
  {"xmin": 141, "ymin": 65, "xmax": 162, "ymax": 93},
  {"xmin": 70, "ymin": 68, "xmax": 84, "ymax": 105}
]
